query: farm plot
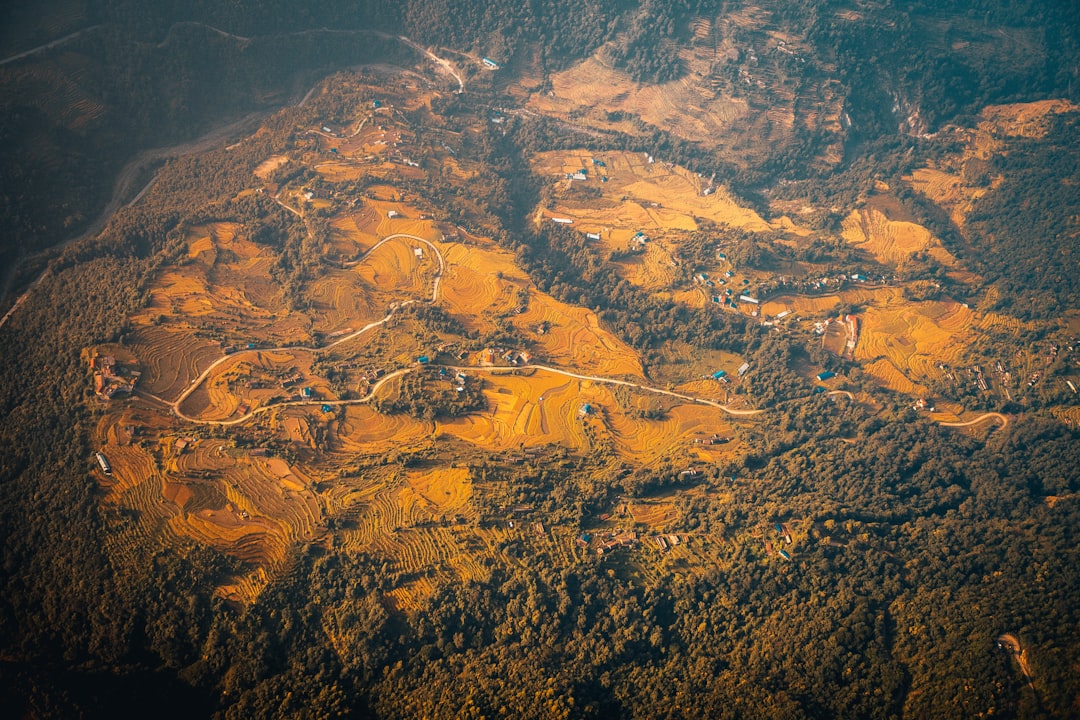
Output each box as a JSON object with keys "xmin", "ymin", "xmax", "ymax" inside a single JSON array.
[
  {"xmin": 841, "ymin": 207, "xmax": 958, "ymax": 269},
  {"xmin": 406, "ymin": 467, "xmax": 473, "ymax": 514},
  {"xmin": 526, "ymin": 57, "xmax": 751, "ymax": 149},
  {"xmin": 627, "ymin": 499, "xmax": 679, "ymax": 529},
  {"xmin": 906, "ymin": 99, "xmax": 1078, "ymax": 227},
  {"xmin": 863, "ymin": 358, "xmax": 929, "ymax": 396},
  {"xmin": 352, "ymin": 237, "xmax": 434, "ymax": 300},
  {"xmin": 762, "ymin": 294, "xmax": 842, "ymax": 318},
  {"xmin": 159, "ymin": 440, "xmax": 325, "ymax": 565},
  {"xmin": 254, "ymin": 154, "xmax": 289, "ymax": 180},
  {"xmin": 306, "ymin": 269, "xmax": 381, "ymax": 336},
  {"xmin": 335, "ymin": 405, "xmax": 431, "ymax": 455},
  {"xmin": 175, "ymin": 349, "xmax": 314, "ymax": 422},
  {"xmin": 532, "ymin": 150, "xmax": 772, "ymax": 233},
  {"xmin": 513, "ymin": 296, "xmax": 643, "ymax": 378},
  {"xmin": 438, "ymin": 243, "xmax": 529, "ymax": 333},
  {"xmin": 609, "ymin": 242, "xmax": 681, "ymax": 292},
  {"xmin": 438, "ymin": 372, "xmax": 589, "ymax": 452},
  {"xmin": 855, "ymin": 294, "xmax": 975, "ymax": 385},
  {"xmin": 330, "ymin": 210, "xmax": 381, "ymax": 257},
  {"xmin": 131, "ymin": 222, "xmax": 312, "ymax": 347},
  {"xmin": 905, "ymin": 167, "xmax": 984, "ymax": 228},
  {"xmin": 181, "ymin": 223, "xmax": 287, "ymax": 314},
  {"xmin": 125, "ymin": 325, "xmax": 220, "ymax": 400},
  {"xmin": 603, "ymin": 402, "xmax": 735, "ymax": 465},
  {"xmin": 437, "ymin": 232, "xmax": 643, "ymax": 377}
]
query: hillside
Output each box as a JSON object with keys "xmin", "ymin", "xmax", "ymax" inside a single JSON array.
[{"xmin": 1, "ymin": 2, "xmax": 1079, "ymax": 718}]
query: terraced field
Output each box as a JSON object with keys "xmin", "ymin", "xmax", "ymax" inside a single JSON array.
[
  {"xmin": 855, "ymin": 292, "xmax": 974, "ymax": 384},
  {"xmin": 336, "ymin": 405, "xmax": 431, "ymax": 454},
  {"xmin": 762, "ymin": 294, "xmax": 842, "ymax": 317},
  {"xmin": 532, "ymin": 149, "xmax": 772, "ymax": 234},
  {"xmin": 604, "ymin": 402, "xmax": 734, "ymax": 465},
  {"xmin": 513, "ymin": 295, "xmax": 643, "ymax": 377},
  {"xmin": 353, "ymin": 237, "xmax": 432, "ymax": 299},
  {"xmin": 863, "ymin": 358, "xmax": 928, "ymax": 396},
  {"xmin": 906, "ymin": 167, "xmax": 982, "ymax": 227},
  {"xmin": 125, "ymin": 326, "xmax": 221, "ymax": 400},
  {"xmin": 841, "ymin": 207, "xmax": 958, "ymax": 269},
  {"xmin": 307, "ymin": 270, "xmax": 381, "ymax": 335},
  {"xmin": 627, "ymin": 499, "xmax": 679, "ymax": 529},
  {"xmin": 439, "ymin": 372, "xmax": 590, "ymax": 452}
]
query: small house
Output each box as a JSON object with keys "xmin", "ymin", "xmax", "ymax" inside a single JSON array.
[
  {"xmin": 482, "ymin": 57, "xmax": 500, "ymax": 69},
  {"xmin": 816, "ymin": 370, "xmax": 836, "ymax": 381},
  {"xmin": 737, "ymin": 362, "xmax": 751, "ymax": 377}
]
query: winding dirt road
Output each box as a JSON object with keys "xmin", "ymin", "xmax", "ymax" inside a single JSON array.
[
  {"xmin": 169, "ymin": 233, "xmax": 442, "ymax": 422},
  {"xmin": 162, "ymin": 230, "xmax": 760, "ymax": 426},
  {"xmin": 939, "ymin": 413, "xmax": 1009, "ymax": 429}
]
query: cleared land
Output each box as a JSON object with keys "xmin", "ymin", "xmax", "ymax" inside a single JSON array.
[{"xmin": 87, "ymin": 72, "xmax": 1063, "ymax": 612}]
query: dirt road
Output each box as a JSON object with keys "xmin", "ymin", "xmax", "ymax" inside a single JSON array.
[
  {"xmin": 0, "ymin": 25, "xmax": 104, "ymax": 66},
  {"xmin": 940, "ymin": 413, "xmax": 1009, "ymax": 429}
]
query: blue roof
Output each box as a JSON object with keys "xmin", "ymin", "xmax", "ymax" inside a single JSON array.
[
  {"xmin": 816, "ymin": 370, "xmax": 836, "ymax": 381},
  {"xmin": 321, "ymin": 404, "xmax": 333, "ymax": 412},
  {"xmin": 712, "ymin": 370, "xmax": 727, "ymax": 378},
  {"xmin": 302, "ymin": 387, "xmax": 312, "ymax": 397},
  {"xmin": 779, "ymin": 549, "xmax": 792, "ymax": 560},
  {"xmin": 418, "ymin": 356, "xmax": 430, "ymax": 364}
]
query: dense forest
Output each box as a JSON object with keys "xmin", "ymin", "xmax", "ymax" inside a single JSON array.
[{"xmin": 2, "ymin": 1, "xmax": 1080, "ymax": 718}]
